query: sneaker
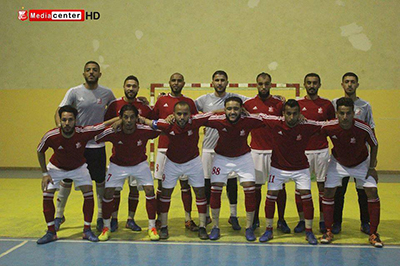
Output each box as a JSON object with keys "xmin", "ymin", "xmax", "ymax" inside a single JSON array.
[
  {"xmin": 360, "ymin": 223, "xmax": 370, "ymax": 235},
  {"xmin": 96, "ymin": 218, "xmax": 104, "ymax": 232},
  {"xmin": 319, "ymin": 221, "xmax": 327, "ymax": 234},
  {"xmin": 206, "ymin": 216, "xmax": 212, "ymax": 225},
  {"xmin": 259, "ymin": 229, "xmax": 273, "ymax": 242},
  {"xmin": 110, "ymin": 218, "xmax": 118, "ymax": 232},
  {"xmin": 83, "ymin": 229, "xmax": 99, "ymax": 242},
  {"xmin": 294, "ymin": 221, "xmax": 305, "ymax": 233},
  {"xmin": 320, "ymin": 230, "xmax": 334, "ymax": 244},
  {"xmin": 185, "ymin": 220, "xmax": 199, "ymax": 232},
  {"xmin": 159, "ymin": 227, "xmax": 169, "ymax": 239},
  {"xmin": 305, "ymin": 231, "xmax": 318, "ymax": 245},
  {"xmin": 126, "ymin": 219, "xmax": 142, "ymax": 231},
  {"xmin": 98, "ymin": 227, "xmax": 110, "ymax": 241},
  {"xmin": 245, "ymin": 228, "xmax": 256, "ymax": 241},
  {"xmin": 155, "ymin": 219, "xmax": 162, "ymax": 230},
  {"xmin": 198, "ymin": 227, "xmax": 209, "ymax": 240},
  {"xmin": 331, "ymin": 223, "xmax": 341, "ymax": 234},
  {"xmin": 37, "ymin": 231, "xmax": 58, "ymax": 244},
  {"xmin": 228, "ymin": 216, "xmax": 241, "ymax": 231},
  {"xmin": 252, "ymin": 217, "xmax": 260, "ymax": 230},
  {"xmin": 369, "ymin": 233, "xmax": 383, "ymax": 248},
  {"xmin": 209, "ymin": 227, "xmax": 220, "ymax": 240},
  {"xmin": 54, "ymin": 216, "xmax": 65, "ymax": 232},
  {"xmin": 148, "ymin": 227, "xmax": 160, "ymax": 241},
  {"xmin": 277, "ymin": 220, "xmax": 291, "ymax": 234}
]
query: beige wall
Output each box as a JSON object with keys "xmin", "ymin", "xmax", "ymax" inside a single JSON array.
[{"xmin": 1, "ymin": 1, "xmax": 399, "ymax": 170}]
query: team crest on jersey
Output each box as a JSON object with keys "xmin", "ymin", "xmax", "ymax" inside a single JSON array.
[
  {"xmin": 169, "ymin": 131, "xmax": 175, "ymax": 135},
  {"xmin": 188, "ymin": 130, "xmax": 193, "ymax": 136},
  {"xmin": 78, "ymin": 97, "xmax": 85, "ymax": 102},
  {"xmin": 76, "ymin": 142, "xmax": 82, "ymax": 149},
  {"xmin": 222, "ymin": 128, "xmax": 228, "ymax": 132},
  {"xmin": 278, "ymin": 131, "xmax": 283, "ymax": 135},
  {"xmin": 350, "ymin": 137, "xmax": 356, "ymax": 144},
  {"xmin": 58, "ymin": 145, "xmax": 64, "ymax": 150},
  {"xmin": 332, "ymin": 135, "xmax": 338, "ymax": 139},
  {"xmin": 118, "ymin": 141, "xmax": 123, "ymax": 145},
  {"xmin": 137, "ymin": 140, "xmax": 143, "ymax": 146},
  {"xmin": 97, "ymin": 98, "xmax": 102, "ymax": 104},
  {"xmin": 318, "ymin": 107, "xmax": 323, "ymax": 114},
  {"xmin": 268, "ymin": 106, "xmax": 274, "ymax": 112},
  {"xmin": 296, "ymin": 134, "xmax": 302, "ymax": 141},
  {"xmin": 163, "ymin": 103, "xmax": 169, "ymax": 107},
  {"xmin": 240, "ymin": 129, "xmax": 245, "ymax": 136},
  {"xmin": 302, "ymin": 107, "xmax": 307, "ymax": 111},
  {"xmin": 253, "ymin": 106, "xmax": 258, "ymax": 110}
]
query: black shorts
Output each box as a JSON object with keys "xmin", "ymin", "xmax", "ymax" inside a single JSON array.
[{"xmin": 84, "ymin": 147, "xmax": 107, "ymax": 183}]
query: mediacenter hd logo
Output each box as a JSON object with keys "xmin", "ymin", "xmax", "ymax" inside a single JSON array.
[{"xmin": 18, "ymin": 7, "xmax": 100, "ymax": 21}]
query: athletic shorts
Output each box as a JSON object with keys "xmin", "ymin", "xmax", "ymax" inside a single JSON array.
[
  {"xmin": 325, "ymin": 156, "xmax": 377, "ymax": 189},
  {"xmin": 210, "ymin": 153, "xmax": 255, "ymax": 185},
  {"xmin": 84, "ymin": 147, "xmax": 106, "ymax": 183},
  {"xmin": 251, "ymin": 149, "xmax": 272, "ymax": 185},
  {"xmin": 155, "ymin": 149, "xmax": 188, "ymax": 182},
  {"xmin": 202, "ymin": 149, "xmax": 238, "ymax": 180},
  {"xmin": 305, "ymin": 148, "xmax": 329, "ymax": 183},
  {"xmin": 105, "ymin": 161, "xmax": 154, "ymax": 189},
  {"xmin": 162, "ymin": 156, "xmax": 205, "ymax": 189},
  {"xmin": 47, "ymin": 162, "xmax": 92, "ymax": 191},
  {"xmin": 268, "ymin": 166, "xmax": 311, "ymax": 191}
]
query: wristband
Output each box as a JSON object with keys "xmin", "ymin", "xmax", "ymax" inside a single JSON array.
[{"xmin": 42, "ymin": 172, "xmax": 49, "ymax": 176}]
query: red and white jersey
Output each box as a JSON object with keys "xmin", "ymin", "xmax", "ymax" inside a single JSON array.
[
  {"xmin": 298, "ymin": 96, "xmax": 335, "ymax": 151},
  {"xmin": 244, "ymin": 95, "xmax": 284, "ymax": 150},
  {"xmin": 153, "ymin": 94, "xmax": 198, "ymax": 149},
  {"xmin": 37, "ymin": 124, "xmax": 106, "ymax": 170},
  {"xmin": 321, "ymin": 118, "xmax": 378, "ymax": 167},
  {"xmin": 104, "ymin": 97, "xmax": 154, "ymax": 121},
  {"xmin": 260, "ymin": 115, "xmax": 323, "ymax": 171},
  {"xmin": 156, "ymin": 112, "xmax": 213, "ymax": 164},
  {"xmin": 206, "ymin": 114, "xmax": 264, "ymax": 157},
  {"xmin": 95, "ymin": 125, "xmax": 160, "ymax": 166}
]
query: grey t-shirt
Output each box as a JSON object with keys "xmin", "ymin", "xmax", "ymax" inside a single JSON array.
[
  {"xmin": 59, "ymin": 84, "xmax": 115, "ymax": 148},
  {"xmin": 332, "ymin": 97, "xmax": 375, "ymax": 128},
  {"xmin": 195, "ymin": 92, "xmax": 249, "ymax": 150}
]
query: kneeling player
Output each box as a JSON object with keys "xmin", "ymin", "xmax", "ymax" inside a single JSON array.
[
  {"xmin": 320, "ymin": 97, "xmax": 383, "ymax": 247},
  {"xmin": 95, "ymin": 105, "xmax": 161, "ymax": 241}
]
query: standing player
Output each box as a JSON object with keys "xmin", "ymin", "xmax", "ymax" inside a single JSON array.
[
  {"xmin": 141, "ymin": 102, "xmax": 212, "ymax": 240},
  {"xmin": 95, "ymin": 105, "xmax": 160, "ymax": 241},
  {"xmin": 195, "ymin": 70, "xmax": 248, "ymax": 230},
  {"xmin": 37, "ymin": 105, "xmax": 116, "ymax": 244},
  {"xmin": 295, "ymin": 73, "xmax": 335, "ymax": 234},
  {"xmin": 320, "ymin": 97, "xmax": 382, "ymax": 247},
  {"xmin": 259, "ymin": 100, "xmax": 320, "ymax": 245},
  {"xmin": 331, "ymin": 72, "xmax": 374, "ymax": 235},
  {"xmin": 104, "ymin": 75, "xmax": 154, "ymax": 232},
  {"xmin": 243, "ymin": 72, "xmax": 290, "ymax": 233},
  {"xmin": 153, "ymin": 73, "xmax": 199, "ymax": 231},
  {"xmin": 54, "ymin": 61, "xmax": 115, "ymax": 232}
]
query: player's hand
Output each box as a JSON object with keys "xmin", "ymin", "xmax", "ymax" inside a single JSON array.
[
  {"xmin": 366, "ymin": 168, "xmax": 378, "ymax": 183},
  {"xmin": 42, "ymin": 174, "xmax": 54, "ymax": 191},
  {"xmin": 276, "ymin": 95, "xmax": 286, "ymax": 103},
  {"xmin": 111, "ymin": 119, "xmax": 122, "ymax": 131},
  {"xmin": 137, "ymin": 96, "xmax": 149, "ymax": 105},
  {"xmin": 165, "ymin": 114, "xmax": 175, "ymax": 124},
  {"xmin": 241, "ymin": 108, "xmax": 250, "ymax": 116},
  {"xmin": 138, "ymin": 115, "xmax": 146, "ymax": 124},
  {"xmin": 299, "ymin": 114, "xmax": 307, "ymax": 122},
  {"xmin": 157, "ymin": 92, "xmax": 166, "ymax": 100}
]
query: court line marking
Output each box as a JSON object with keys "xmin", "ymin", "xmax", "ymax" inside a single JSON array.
[
  {"xmin": 0, "ymin": 241, "xmax": 28, "ymax": 259},
  {"xmin": 0, "ymin": 238, "xmax": 399, "ymax": 249}
]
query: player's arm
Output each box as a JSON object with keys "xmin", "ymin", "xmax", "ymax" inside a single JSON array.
[
  {"xmin": 367, "ymin": 145, "xmax": 378, "ymax": 182},
  {"xmin": 37, "ymin": 151, "xmax": 53, "ymax": 191},
  {"xmin": 138, "ymin": 115, "xmax": 159, "ymax": 129}
]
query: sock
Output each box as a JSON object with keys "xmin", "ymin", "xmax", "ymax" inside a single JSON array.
[
  {"xmin": 205, "ymin": 179, "xmax": 211, "ymax": 204},
  {"xmin": 128, "ymin": 191, "xmax": 139, "ymax": 216},
  {"xmin": 265, "ymin": 194, "xmax": 277, "ymax": 229},
  {"xmin": 322, "ymin": 197, "xmax": 334, "ymax": 230},
  {"xmin": 227, "ymin": 178, "xmax": 238, "ymax": 217},
  {"xmin": 146, "ymin": 195, "xmax": 157, "ymax": 220},
  {"xmin": 301, "ymin": 193, "xmax": 314, "ymax": 231},
  {"xmin": 96, "ymin": 182, "xmax": 105, "ymax": 219},
  {"xmin": 319, "ymin": 191, "xmax": 324, "ymax": 221},
  {"xmin": 149, "ymin": 219, "xmax": 156, "ymax": 230},
  {"xmin": 210, "ymin": 186, "xmax": 223, "ymax": 228},
  {"xmin": 160, "ymin": 196, "xmax": 171, "ymax": 227},
  {"xmin": 112, "ymin": 191, "xmax": 120, "ymax": 219},
  {"xmin": 43, "ymin": 191, "xmax": 56, "ymax": 233},
  {"xmin": 181, "ymin": 187, "xmax": 192, "ymax": 221},
  {"xmin": 56, "ymin": 181, "xmax": 72, "ymax": 218},
  {"xmin": 83, "ymin": 191, "xmax": 95, "ymax": 230},
  {"xmin": 254, "ymin": 186, "xmax": 262, "ymax": 221},
  {"xmin": 102, "ymin": 197, "xmax": 114, "ymax": 221},
  {"xmin": 368, "ymin": 198, "xmax": 380, "ymax": 235},
  {"xmin": 156, "ymin": 186, "xmax": 162, "ymax": 217},
  {"xmin": 295, "ymin": 189, "xmax": 304, "ymax": 221},
  {"xmin": 277, "ymin": 186, "xmax": 287, "ymax": 221},
  {"xmin": 243, "ymin": 184, "xmax": 256, "ymax": 228},
  {"xmin": 230, "ymin": 204, "xmax": 237, "ymax": 217},
  {"xmin": 196, "ymin": 197, "xmax": 207, "ymax": 227}
]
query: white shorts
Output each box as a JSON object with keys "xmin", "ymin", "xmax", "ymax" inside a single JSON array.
[
  {"xmin": 105, "ymin": 161, "xmax": 154, "ymax": 189},
  {"xmin": 305, "ymin": 148, "xmax": 329, "ymax": 182},
  {"xmin": 210, "ymin": 153, "xmax": 255, "ymax": 185},
  {"xmin": 325, "ymin": 156, "xmax": 377, "ymax": 189},
  {"xmin": 202, "ymin": 149, "xmax": 238, "ymax": 180},
  {"xmin": 268, "ymin": 166, "xmax": 311, "ymax": 191},
  {"xmin": 155, "ymin": 149, "xmax": 188, "ymax": 182},
  {"xmin": 163, "ymin": 156, "xmax": 205, "ymax": 189},
  {"xmin": 47, "ymin": 163, "xmax": 92, "ymax": 191},
  {"xmin": 251, "ymin": 150, "xmax": 272, "ymax": 185}
]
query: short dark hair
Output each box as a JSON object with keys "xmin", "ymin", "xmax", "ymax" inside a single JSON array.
[
  {"xmin": 84, "ymin": 61, "xmax": 100, "ymax": 71},
  {"xmin": 304, "ymin": 73, "xmax": 321, "ymax": 83},
  {"xmin": 256, "ymin": 72, "xmax": 272, "ymax": 82},
  {"xmin": 342, "ymin": 72, "xmax": 358, "ymax": 82},
  {"xmin": 120, "ymin": 104, "xmax": 138, "ymax": 118},
  {"xmin": 224, "ymin": 96, "xmax": 243, "ymax": 107},
  {"xmin": 59, "ymin": 105, "xmax": 78, "ymax": 119},
  {"xmin": 212, "ymin": 70, "xmax": 228, "ymax": 80},
  {"xmin": 284, "ymin": 99, "xmax": 300, "ymax": 110},
  {"xmin": 336, "ymin": 97, "xmax": 354, "ymax": 111},
  {"xmin": 124, "ymin": 75, "xmax": 139, "ymax": 86},
  {"xmin": 174, "ymin": 101, "xmax": 190, "ymax": 111}
]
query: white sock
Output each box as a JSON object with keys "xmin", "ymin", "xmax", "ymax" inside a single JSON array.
[
  {"xmin": 246, "ymin": 211, "xmax": 255, "ymax": 229},
  {"xmin": 230, "ymin": 204, "xmax": 237, "ymax": 217},
  {"xmin": 103, "ymin": 218, "xmax": 111, "ymax": 229},
  {"xmin": 149, "ymin": 219, "xmax": 156, "ymax": 230},
  {"xmin": 266, "ymin": 218, "xmax": 274, "ymax": 229},
  {"xmin": 211, "ymin": 208, "xmax": 220, "ymax": 228},
  {"xmin": 199, "ymin": 213, "xmax": 206, "ymax": 228},
  {"xmin": 305, "ymin": 219, "xmax": 313, "ymax": 230},
  {"xmin": 160, "ymin": 212, "xmax": 168, "ymax": 228},
  {"xmin": 96, "ymin": 182, "xmax": 105, "ymax": 218},
  {"xmin": 185, "ymin": 211, "xmax": 191, "ymax": 222},
  {"xmin": 56, "ymin": 182, "xmax": 72, "ymax": 218}
]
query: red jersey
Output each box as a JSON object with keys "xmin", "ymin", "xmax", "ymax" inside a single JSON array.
[
  {"xmin": 298, "ymin": 96, "xmax": 335, "ymax": 151},
  {"xmin": 206, "ymin": 114, "xmax": 264, "ymax": 157},
  {"xmin": 153, "ymin": 94, "xmax": 198, "ymax": 149},
  {"xmin": 244, "ymin": 95, "xmax": 284, "ymax": 150},
  {"xmin": 94, "ymin": 125, "xmax": 160, "ymax": 166},
  {"xmin": 261, "ymin": 115, "xmax": 323, "ymax": 171},
  {"xmin": 37, "ymin": 124, "xmax": 106, "ymax": 170},
  {"xmin": 156, "ymin": 112, "xmax": 213, "ymax": 163},
  {"xmin": 321, "ymin": 119, "xmax": 378, "ymax": 167},
  {"xmin": 104, "ymin": 97, "xmax": 154, "ymax": 121}
]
